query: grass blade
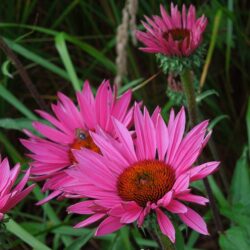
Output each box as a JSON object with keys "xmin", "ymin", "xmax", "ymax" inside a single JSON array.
[
  {"xmin": 3, "ymin": 37, "xmax": 69, "ymax": 80},
  {"xmin": 0, "ymin": 84, "xmax": 37, "ymax": 120},
  {"xmin": 55, "ymin": 33, "xmax": 81, "ymax": 91},
  {"xmin": 5, "ymin": 217, "xmax": 51, "ymax": 250},
  {"xmin": 200, "ymin": 9, "xmax": 222, "ymax": 89}
]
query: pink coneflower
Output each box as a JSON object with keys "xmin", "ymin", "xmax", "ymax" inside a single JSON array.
[
  {"xmin": 21, "ymin": 80, "xmax": 133, "ymax": 204},
  {"xmin": 136, "ymin": 3, "xmax": 208, "ymax": 57},
  {"xmin": 65, "ymin": 106, "xmax": 219, "ymax": 242},
  {"xmin": 0, "ymin": 157, "xmax": 35, "ymax": 220}
]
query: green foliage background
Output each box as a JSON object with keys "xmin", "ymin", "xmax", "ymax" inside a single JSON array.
[{"xmin": 0, "ymin": 0, "xmax": 249, "ymax": 249}]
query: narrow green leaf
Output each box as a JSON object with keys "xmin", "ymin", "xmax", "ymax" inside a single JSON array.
[
  {"xmin": 208, "ymin": 114, "xmax": 230, "ymax": 131},
  {"xmin": 51, "ymin": 0, "xmax": 80, "ymax": 29},
  {"xmin": 55, "ymin": 33, "xmax": 81, "ymax": 91},
  {"xmin": 64, "ymin": 33, "xmax": 116, "ymax": 73},
  {"xmin": 65, "ymin": 231, "xmax": 93, "ymax": 250},
  {"xmin": 3, "ymin": 37, "xmax": 69, "ymax": 80},
  {"xmin": 1, "ymin": 60, "xmax": 13, "ymax": 78},
  {"xmin": 0, "ymin": 24, "xmax": 116, "ymax": 73},
  {"xmin": 5, "ymin": 217, "xmax": 51, "ymax": 250},
  {"xmin": 175, "ymin": 226, "xmax": 185, "ymax": 250},
  {"xmin": 0, "ymin": 118, "xmax": 33, "ymax": 131},
  {"xmin": 0, "ymin": 131, "xmax": 23, "ymax": 162},
  {"xmin": 196, "ymin": 89, "xmax": 219, "ymax": 103},
  {"xmin": 0, "ymin": 84, "xmax": 37, "ymax": 120},
  {"xmin": 118, "ymin": 78, "xmax": 143, "ymax": 95},
  {"xmin": 246, "ymin": 97, "xmax": 250, "ymax": 158},
  {"xmin": 208, "ymin": 176, "xmax": 229, "ymax": 208},
  {"xmin": 200, "ymin": 9, "xmax": 223, "ymax": 88}
]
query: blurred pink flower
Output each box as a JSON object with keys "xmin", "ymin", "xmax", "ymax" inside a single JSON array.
[
  {"xmin": 136, "ymin": 3, "xmax": 207, "ymax": 57},
  {"xmin": 21, "ymin": 80, "xmax": 133, "ymax": 204},
  {"xmin": 0, "ymin": 157, "xmax": 35, "ymax": 220},
  {"xmin": 65, "ymin": 106, "xmax": 218, "ymax": 242}
]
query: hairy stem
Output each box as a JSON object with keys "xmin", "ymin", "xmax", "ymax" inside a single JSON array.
[
  {"xmin": 180, "ymin": 68, "xmax": 224, "ymax": 234},
  {"xmin": 180, "ymin": 69, "xmax": 197, "ymax": 127},
  {"xmin": 147, "ymin": 226, "xmax": 174, "ymax": 250}
]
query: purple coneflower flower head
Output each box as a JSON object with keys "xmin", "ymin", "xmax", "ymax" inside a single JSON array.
[
  {"xmin": 0, "ymin": 157, "xmax": 35, "ymax": 220},
  {"xmin": 136, "ymin": 3, "xmax": 207, "ymax": 57},
  {"xmin": 65, "ymin": 105, "xmax": 218, "ymax": 242},
  {"xmin": 21, "ymin": 80, "xmax": 133, "ymax": 204}
]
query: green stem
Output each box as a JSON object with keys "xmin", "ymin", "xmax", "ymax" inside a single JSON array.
[
  {"xmin": 158, "ymin": 232, "xmax": 175, "ymax": 250},
  {"xmin": 180, "ymin": 69, "xmax": 224, "ymax": 234},
  {"xmin": 180, "ymin": 69, "xmax": 197, "ymax": 127},
  {"xmin": 147, "ymin": 226, "xmax": 174, "ymax": 250}
]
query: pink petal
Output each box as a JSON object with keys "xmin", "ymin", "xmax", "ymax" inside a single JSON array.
[
  {"xmin": 33, "ymin": 122, "xmax": 72, "ymax": 144},
  {"xmin": 157, "ymin": 190, "xmax": 173, "ymax": 207},
  {"xmin": 2, "ymin": 184, "xmax": 35, "ymax": 213},
  {"xmin": 90, "ymin": 132, "xmax": 129, "ymax": 168},
  {"xmin": 120, "ymin": 202, "xmax": 143, "ymax": 223},
  {"xmin": 95, "ymin": 216, "xmax": 124, "ymax": 236},
  {"xmin": 156, "ymin": 208, "xmax": 175, "ymax": 243},
  {"xmin": 156, "ymin": 114, "xmax": 169, "ymax": 160},
  {"xmin": 166, "ymin": 107, "xmax": 186, "ymax": 165},
  {"xmin": 172, "ymin": 173, "xmax": 190, "ymax": 194},
  {"xmin": 74, "ymin": 213, "xmax": 105, "ymax": 228},
  {"xmin": 13, "ymin": 168, "xmax": 30, "ymax": 192},
  {"xmin": 36, "ymin": 190, "xmax": 62, "ymax": 205},
  {"xmin": 112, "ymin": 118, "xmax": 137, "ymax": 163},
  {"xmin": 179, "ymin": 207, "xmax": 209, "ymax": 235},
  {"xmin": 190, "ymin": 162, "xmax": 220, "ymax": 181},
  {"xmin": 166, "ymin": 200, "xmax": 187, "ymax": 213},
  {"xmin": 112, "ymin": 89, "xmax": 132, "ymax": 124},
  {"xmin": 68, "ymin": 200, "xmax": 97, "ymax": 215},
  {"xmin": 176, "ymin": 193, "xmax": 209, "ymax": 205},
  {"xmin": 95, "ymin": 80, "xmax": 113, "ymax": 130}
]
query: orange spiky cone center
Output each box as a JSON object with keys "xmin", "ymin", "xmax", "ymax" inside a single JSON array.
[
  {"xmin": 117, "ymin": 160, "xmax": 175, "ymax": 207},
  {"xmin": 69, "ymin": 129, "xmax": 100, "ymax": 163}
]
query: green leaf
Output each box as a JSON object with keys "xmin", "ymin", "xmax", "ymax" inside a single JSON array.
[
  {"xmin": 118, "ymin": 78, "xmax": 143, "ymax": 95},
  {"xmin": 175, "ymin": 226, "xmax": 185, "ymax": 250},
  {"xmin": 246, "ymin": 97, "xmax": 250, "ymax": 158},
  {"xmin": 111, "ymin": 227, "xmax": 134, "ymax": 250},
  {"xmin": 0, "ymin": 118, "xmax": 33, "ymax": 131},
  {"xmin": 52, "ymin": 226, "xmax": 92, "ymax": 237},
  {"xmin": 196, "ymin": 89, "xmax": 219, "ymax": 103},
  {"xmin": 64, "ymin": 33, "xmax": 116, "ymax": 74},
  {"xmin": 230, "ymin": 147, "xmax": 250, "ymax": 205},
  {"xmin": 219, "ymin": 227, "xmax": 250, "ymax": 250},
  {"xmin": 65, "ymin": 231, "xmax": 93, "ymax": 250},
  {"xmin": 220, "ymin": 206, "xmax": 250, "ymax": 229},
  {"xmin": 3, "ymin": 37, "xmax": 69, "ymax": 80},
  {"xmin": 0, "ymin": 24, "xmax": 116, "ymax": 73},
  {"xmin": 1, "ymin": 60, "xmax": 13, "ymax": 78},
  {"xmin": 55, "ymin": 32, "xmax": 81, "ymax": 91},
  {"xmin": 208, "ymin": 114, "xmax": 230, "ymax": 131},
  {"xmin": 5, "ymin": 217, "xmax": 51, "ymax": 250},
  {"xmin": 0, "ymin": 84, "xmax": 37, "ymax": 120}
]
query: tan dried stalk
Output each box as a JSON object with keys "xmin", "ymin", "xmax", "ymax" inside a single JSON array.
[{"xmin": 115, "ymin": 0, "xmax": 138, "ymax": 88}]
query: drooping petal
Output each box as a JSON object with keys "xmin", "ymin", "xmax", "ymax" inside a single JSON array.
[
  {"xmin": 176, "ymin": 193, "xmax": 209, "ymax": 205},
  {"xmin": 166, "ymin": 200, "xmax": 187, "ymax": 213},
  {"xmin": 74, "ymin": 213, "xmax": 105, "ymax": 228},
  {"xmin": 95, "ymin": 216, "xmax": 124, "ymax": 236},
  {"xmin": 156, "ymin": 208, "xmax": 175, "ymax": 243},
  {"xmin": 189, "ymin": 162, "xmax": 220, "ymax": 181},
  {"xmin": 179, "ymin": 207, "xmax": 209, "ymax": 235}
]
